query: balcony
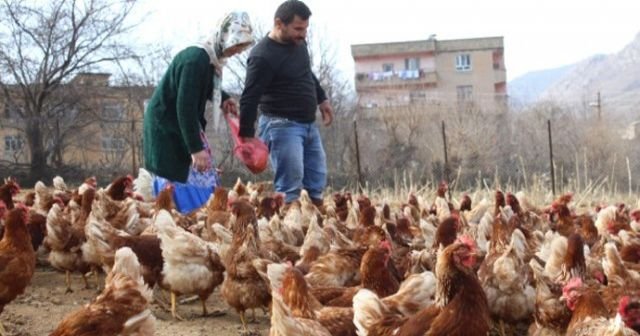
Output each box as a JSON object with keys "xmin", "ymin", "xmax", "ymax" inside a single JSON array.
[{"xmin": 355, "ymin": 69, "xmax": 437, "ymax": 90}]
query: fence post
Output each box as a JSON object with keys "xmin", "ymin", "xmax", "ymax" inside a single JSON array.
[
  {"xmin": 353, "ymin": 120, "xmax": 364, "ymax": 192},
  {"xmin": 442, "ymin": 120, "xmax": 451, "ymax": 199},
  {"xmin": 548, "ymin": 119, "xmax": 556, "ymax": 196}
]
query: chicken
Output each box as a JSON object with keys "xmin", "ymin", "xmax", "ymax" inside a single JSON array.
[
  {"xmin": 154, "ymin": 209, "xmax": 225, "ymax": 320},
  {"xmin": 49, "ymin": 247, "xmax": 155, "ymax": 336},
  {"xmin": 603, "ymin": 242, "xmax": 640, "ymax": 287},
  {"xmin": 562, "ymin": 277, "xmax": 637, "ymax": 336},
  {"xmin": 305, "ymin": 226, "xmax": 387, "ymax": 288},
  {"xmin": 221, "ymin": 200, "xmax": 272, "ymax": 331},
  {"xmin": 256, "ymin": 193, "xmax": 284, "ymax": 220},
  {"xmin": 478, "ymin": 228, "xmax": 535, "ymax": 323},
  {"xmin": 556, "ymin": 233, "xmax": 588, "ymax": 283},
  {"xmin": 260, "ymin": 214, "xmax": 301, "ymax": 263},
  {"xmin": 205, "ymin": 186, "xmax": 231, "ymax": 228},
  {"xmin": 272, "ymin": 261, "xmax": 437, "ymax": 336},
  {"xmin": 0, "ymin": 179, "xmax": 20, "ymax": 210},
  {"xmin": 106, "ymin": 175, "xmax": 134, "ymax": 201},
  {"xmin": 353, "ymin": 236, "xmax": 490, "ymax": 336},
  {"xmin": 459, "ymin": 193, "xmax": 472, "ymax": 212},
  {"xmin": 31, "ymin": 181, "xmax": 55, "ymax": 216},
  {"xmin": 309, "ymin": 240, "xmax": 398, "ymax": 307},
  {"xmin": 0, "ymin": 201, "xmax": 6, "ymax": 238},
  {"xmin": 85, "ymin": 212, "xmax": 163, "ymax": 289},
  {"xmin": 432, "ymin": 181, "xmax": 451, "ymax": 222},
  {"xmin": 298, "ymin": 213, "xmax": 330, "ymax": 260},
  {"xmin": 270, "ymin": 263, "xmax": 354, "ymax": 336},
  {"xmin": 45, "ymin": 203, "xmax": 92, "ymax": 292},
  {"xmin": 619, "ymin": 296, "xmax": 640, "ymax": 333},
  {"xmin": 269, "ymin": 288, "xmax": 332, "ymax": 336},
  {"xmin": 528, "ymin": 258, "xmax": 572, "ymax": 335},
  {"xmin": 0, "ymin": 206, "xmax": 36, "ymax": 334},
  {"xmin": 550, "ymin": 200, "xmax": 576, "ymax": 237}
]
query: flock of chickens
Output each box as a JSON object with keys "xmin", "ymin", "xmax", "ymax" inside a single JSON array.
[{"xmin": 1, "ymin": 174, "xmax": 640, "ymax": 336}]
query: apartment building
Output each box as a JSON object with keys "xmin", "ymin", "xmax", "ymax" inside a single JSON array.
[
  {"xmin": 351, "ymin": 36, "xmax": 507, "ymax": 111},
  {"xmin": 0, "ymin": 73, "xmax": 153, "ymax": 172}
]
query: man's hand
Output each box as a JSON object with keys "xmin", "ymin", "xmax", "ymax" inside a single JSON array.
[
  {"xmin": 222, "ymin": 98, "xmax": 238, "ymax": 116},
  {"xmin": 319, "ymin": 100, "xmax": 333, "ymax": 126},
  {"xmin": 191, "ymin": 149, "xmax": 211, "ymax": 172}
]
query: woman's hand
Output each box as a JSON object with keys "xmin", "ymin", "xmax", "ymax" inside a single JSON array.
[{"xmin": 191, "ymin": 149, "xmax": 211, "ymax": 172}]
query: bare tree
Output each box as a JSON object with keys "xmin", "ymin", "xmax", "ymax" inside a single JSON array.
[{"xmin": 0, "ymin": 0, "xmax": 139, "ymax": 180}]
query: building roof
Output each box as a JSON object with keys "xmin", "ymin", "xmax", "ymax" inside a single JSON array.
[{"xmin": 351, "ymin": 36, "xmax": 503, "ymax": 58}]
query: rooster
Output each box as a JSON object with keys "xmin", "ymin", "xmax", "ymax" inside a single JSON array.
[
  {"xmin": 0, "ymin": 205, "xmax": 36, "ymax": 335},
  {"xmin": 49, "ymin": 247, "xmax": 155, "ymax": 336}
]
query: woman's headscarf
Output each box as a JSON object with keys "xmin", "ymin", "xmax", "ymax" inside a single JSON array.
[{"xmin": 197, "ymin": 11, "xmax": 253, "ymax": 129}]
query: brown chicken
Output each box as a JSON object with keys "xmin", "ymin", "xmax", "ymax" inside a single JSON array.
[
  {"xmin": 45, "ymin": 203, "xmax": 92, "ymax": 292},
  {"xmin": 107, "ymin": 175, "xmax": 134, "ymax": 201},
  {"xmin": 310, "ymin": 240, "xmax": 399, "ymax": 307},
  {"xmin": 85, "ymin": 211, "xmax": 163, "ymax": 289},
  {"xmin": 562, "ymin": 277, "xmax": 637, "ymax": 335},
  {"xmin": 353, "ymin": 237, "xmax": 490, "ymax": 336},
  {"xmin": 528, "ymin": 258, "xmax": 572, "ymax": 335},
  {"xmin": 221, "ymin": 200, "xmax": 272, "ymax": 331},
  {"xmin": 205, "ymin": 186, "xmax": 231, "ymax": 228},
  {"xmin": 49, "ymin": 247, "xmax": 155, "ymax": 336},
  {"xmin": 0, "ymin": 179, "xmax": 20, "ymax": 210},
  {"xmin": 0, "ymin": 200, "xmax": 6, "ymax": 238},
  {"xmin": 276, "ymin": 265, "xmax": 356, "ymax": 336},
  {"xmin": 305, "ymin": 226, "xmax": 387, "ymax": 288},
  {"xmin": 0, "ymin": 206, "xmax": 36, "ymax": 334}
]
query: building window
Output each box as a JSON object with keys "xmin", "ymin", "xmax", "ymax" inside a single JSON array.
[
  {"xmin": 4, "ymin": 103, "xmax": 23, "ymax": 119},
  {"xmin": 382, "ymin": 63, "xmax": 394, "ymax": 72},
  {"xmin": 455, "ymin": 54, "xmax": 472, "ymax": 71},
  {"xmin": 4, "ymin": 135, "xmax": 23, "ymax": 152},
  {"xmin": 456, "ymin": 85, "xmax": 473, "ymax": 101},
  {"xmin": 405, "ymin": 57, "xmax": 420, "ymax": 71},
  {"xmin": 101, "ymin": 103, "xmax": 124, "ymax": 121},
  {"xmin": 101, "ymin": 136, "xmax": 126, "ymax": 152}
]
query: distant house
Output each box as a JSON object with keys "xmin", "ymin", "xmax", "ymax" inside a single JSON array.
[
  {"xmin": 0, "ymin": 73, "xmax": 153, "ymax": 172},
  {"xmin": 351, "ymin": 36, "xmax": 507, "ymax": 111}
]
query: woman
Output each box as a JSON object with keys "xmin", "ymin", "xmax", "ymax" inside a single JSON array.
[{"xmin": 143, "ymin": 12, "xmax": 253, "ymax": 213}]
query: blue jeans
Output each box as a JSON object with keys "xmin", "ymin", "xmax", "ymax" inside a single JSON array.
[{"xmin": 258, "ymin": 114, "xmax": 327, "ymax": 203}]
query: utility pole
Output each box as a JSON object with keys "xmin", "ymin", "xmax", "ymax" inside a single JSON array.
[{"xmin": 590, "ymin": 91, "xmax": 602, "ymax": 120}]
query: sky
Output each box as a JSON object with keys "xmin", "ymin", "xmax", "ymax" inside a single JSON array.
[{"xmin": 131, "ymin": 0, "xmax": 640, "ymax": 82}]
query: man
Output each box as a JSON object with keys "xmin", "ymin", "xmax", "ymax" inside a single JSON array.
[{"xmin": 239, "ymin": 0, "xmax": 333, "ymax": 208}]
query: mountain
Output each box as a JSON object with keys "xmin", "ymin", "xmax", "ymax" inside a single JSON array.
[
  {"xmin": 540, "ymin": 32, "xmax": 640, "ymax": 119},
  {"xmin": 508, "ymin": 64, "xmax": 574, "ymax": 104}
]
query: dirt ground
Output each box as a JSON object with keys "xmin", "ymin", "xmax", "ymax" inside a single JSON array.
[{"xmin": 1, "ymin": 259, "xmax": 271, "ymax": 336}]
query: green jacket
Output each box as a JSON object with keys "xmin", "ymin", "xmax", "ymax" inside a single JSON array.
[{"xmin": 143, "ymin": 47, "xmax": 226, "ymax": 182}]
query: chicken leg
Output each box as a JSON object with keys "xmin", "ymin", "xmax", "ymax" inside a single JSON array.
[
  {"xmin": 239, "ymin": 310, "xmax": 248, "ymax": 332},
  {"xmin": 81, "ymin": 273, "xmax": 91, "ymax": 289},
  {"xmin": 170, "ymin": 291, "xmax": 185, "ymax": 321},
  {"xmin": 201, "ymin": 297, "xmax": 208, "ymax": 316},
  {"xmin": 65, "ymin": 270, "xmax": 73, "ymax": 293}
]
